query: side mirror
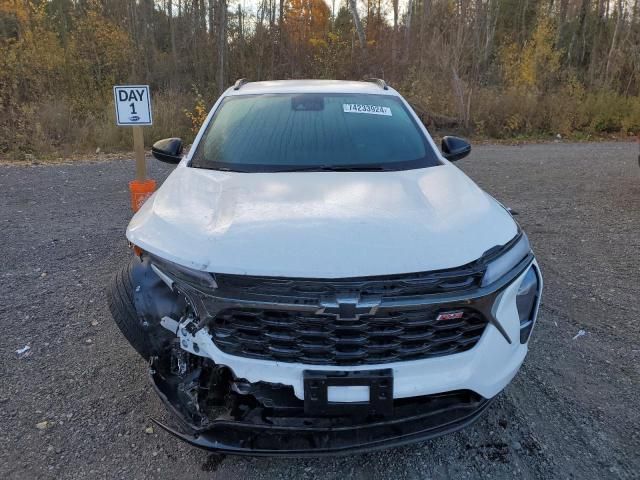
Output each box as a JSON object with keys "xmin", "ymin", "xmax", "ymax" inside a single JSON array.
[
  {"xmin": 151, "ymin": 138, "xmax": 183, "ymax": 164},
  {"xmin": 441, "ymin": 136, "xmax": 471, "ymax": 162}
]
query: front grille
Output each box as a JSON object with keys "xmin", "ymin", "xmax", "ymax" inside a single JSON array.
[
  {"xmin": 211, "ymin": 306, "xmax": 488, "ymax": 365},
  {"xmin": 215, "ymin": 266, "xmax": 484, "ymax": 298}
]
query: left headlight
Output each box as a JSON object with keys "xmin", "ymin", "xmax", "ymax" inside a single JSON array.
[
  {"xmin": 516, "ymin": 266, "xmax": 540, "ymax": 344},
  {"xmin": 148, "ymin": 254, "xmax": 218, "ymax": 293}
]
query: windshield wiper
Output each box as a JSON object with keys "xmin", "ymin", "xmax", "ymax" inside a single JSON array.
[
  {"xmin": 276, "ymin": 165, "xmax": 389, "ymax": 172},
  {"xmin": 213, "ymin": 166, "xmax": 251, "ymax": 173}
]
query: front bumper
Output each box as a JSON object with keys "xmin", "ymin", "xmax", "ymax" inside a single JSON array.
[{"xmin": 150, "ymin": 361, "xmax": 494, "ymax": 456}]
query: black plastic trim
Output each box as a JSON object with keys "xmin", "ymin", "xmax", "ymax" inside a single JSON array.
[
  {"xmin": 201, "ymin": 254, "xmax": 532, "ymax": 344},
  {"xmin": 303, "ymin": 369, "xmax": 393, "ymax": 415},
  {"xmin": 362, "ymin": 78, "xmax": 389, "ymax": 90},
  {"xmin": 149, "ymin": 394, "xmax": 494, "ymax": 457},
  {"xmin": 233, "ymin": 78, "xmax": 249, "ymax": 90}
]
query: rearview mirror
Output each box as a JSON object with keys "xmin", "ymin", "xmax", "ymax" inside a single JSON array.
[
  {"xmin": 441, "ymin": 136, "xmax": 471, "ymax": 162},
  {"xmin": 151, "ymin": 138, "xmax": 183, "ymax": 164}
]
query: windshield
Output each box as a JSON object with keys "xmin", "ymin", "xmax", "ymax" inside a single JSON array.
[{"xmin": 191, "ymin": 93, "xmax": 441, "ymax": 172}]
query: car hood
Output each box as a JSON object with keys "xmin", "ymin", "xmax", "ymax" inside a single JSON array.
[{"xmin": 127, "ymin": 164, "xmax": 518, "ymax": 277}]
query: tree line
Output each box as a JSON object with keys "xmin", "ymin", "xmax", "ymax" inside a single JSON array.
[{"xmin": 1, "ymin": 0, "xmax": 639, "ymax": 157}]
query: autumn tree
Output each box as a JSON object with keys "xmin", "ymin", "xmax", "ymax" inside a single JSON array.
[{"xmin": 2, "ymin": 0, "xmax": 640, "ymax": 156}]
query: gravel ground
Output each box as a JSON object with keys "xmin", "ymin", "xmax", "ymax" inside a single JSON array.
[{"xmin": 1, "ymin": 142, "xmax": 638, "ymax": 479}]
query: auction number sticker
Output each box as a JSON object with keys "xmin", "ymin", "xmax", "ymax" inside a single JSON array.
[{"xmin": 343, "ymin": 104, "xmax": 392, "ymax": 116}]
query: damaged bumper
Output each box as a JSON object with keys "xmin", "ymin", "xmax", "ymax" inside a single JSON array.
[{"xmin": 149, "ymin": 358, "xmax": 493, "ymax": 456}]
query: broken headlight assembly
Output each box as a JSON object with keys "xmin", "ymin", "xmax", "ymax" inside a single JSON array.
[{"xmin": 148, "ymin": 255, "xmax": 218, "ymax": 293}]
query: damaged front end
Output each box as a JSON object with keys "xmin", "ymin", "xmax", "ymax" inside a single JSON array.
[
  {"xmin": 116, "ymin": 249, "xmax": 523, "ymax": 455},
  {"xmin": 148, "ymin": 350, "xmax": 491, "ymax": 456}
]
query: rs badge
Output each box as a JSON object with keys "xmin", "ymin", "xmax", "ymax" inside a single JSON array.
[{"xmin": 436, "ymin": 311, "xmax": 465, "ymax": 321}]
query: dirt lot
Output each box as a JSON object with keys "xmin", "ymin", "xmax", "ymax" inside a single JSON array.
[{"xmin": 1, "ymin": 142, "xmax": 638, "ymax": 479}]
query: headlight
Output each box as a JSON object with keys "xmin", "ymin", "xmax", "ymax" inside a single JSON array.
[
  {"xmin": 482, "ymin": 233, "xmax": 531, "ymax": 286},
  {"xmin": 516, "ymin": 267, "xmax": 540, "ymax": 343},
  {"xmin": 148, "ymin": 254, "xmax": 218, "ymax": 293}
]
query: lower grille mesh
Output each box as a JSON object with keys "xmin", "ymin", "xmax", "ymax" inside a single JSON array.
[{"xmin": 211, "ymin": 307, "xmax": 487, "ymax": 365}]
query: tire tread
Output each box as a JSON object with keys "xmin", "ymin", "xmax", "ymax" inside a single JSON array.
[{"xmin": 107, "ymin": 259, "xmax": 150, "ymax": 359}]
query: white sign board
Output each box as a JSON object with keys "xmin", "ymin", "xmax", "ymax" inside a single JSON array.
[{"xmin": 113, "ymin": 85, "xmax": 152, "ymax": 126}]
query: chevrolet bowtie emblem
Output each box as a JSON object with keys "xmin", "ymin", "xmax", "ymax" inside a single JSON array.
[{"xmin": 317, "ymin": 294, "xmax": 381, "ymax": 320}]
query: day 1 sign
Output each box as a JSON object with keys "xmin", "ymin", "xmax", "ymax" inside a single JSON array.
[
  {"xmin": 113, "ymin": 85, "xmax": 152, "ymax": 126},
  {"xmin": 113, "ymin": 84, "xmax": 153, "ymax": 199}
]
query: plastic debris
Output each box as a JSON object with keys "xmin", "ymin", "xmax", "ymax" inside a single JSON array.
[
  {"xmin": 572, "ymin": 330, "xmax": 587, "ymax": 340},
  {"xmin": 16, "ymin": 345, "xmax": 31, "ymax": 355}
]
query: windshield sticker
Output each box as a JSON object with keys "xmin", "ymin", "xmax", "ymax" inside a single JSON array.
[{"xmin": 342, "ymin": 104, "xmax": 392, "ymax": 116}]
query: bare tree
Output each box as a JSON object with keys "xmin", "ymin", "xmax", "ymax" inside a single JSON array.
[
  {"xmin": 348, "ymin": 0, "xmax": 367, "ymax": 53},
  {"xmin": 392, "ymin": 0, "xmax": 399, "ymax": 76},
  {"xmin": 404, "ymin": 0, "xmax": 414, "ymax": 63},
  {"xmin": 605, "ymin": 0, "xmax": 625, "ymax": 81},
  {"xmin": 217, "ymin": 0, "xmax": 226, "ymax": 93}
]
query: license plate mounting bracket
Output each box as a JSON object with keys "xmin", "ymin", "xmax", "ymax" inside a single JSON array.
[{"xmin": 303, "ymin": 369, "xmax": 393, "ymax": 416}]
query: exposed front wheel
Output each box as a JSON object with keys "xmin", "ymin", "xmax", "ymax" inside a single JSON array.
[{"xmin": 107, "ymin": 257, "xmax": 153, "ymax": 359}]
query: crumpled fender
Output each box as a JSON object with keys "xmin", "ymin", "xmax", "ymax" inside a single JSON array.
[{"xmin": 130, "ymin": 255, "xmax": 186, "ymax": 353}]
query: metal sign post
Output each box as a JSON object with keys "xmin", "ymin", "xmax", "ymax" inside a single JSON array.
[{"xmin": 113, "ymin": 85, "xmax": 155, "ymax": 211}]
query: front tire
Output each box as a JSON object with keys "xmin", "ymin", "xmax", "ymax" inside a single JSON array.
[{"xmin": 107, "ymin": 258, "xmax": 152, "ymax": 359}]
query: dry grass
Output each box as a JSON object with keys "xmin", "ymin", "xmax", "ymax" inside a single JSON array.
[
  {"xmin": 3, "ymin": 86, "xmax": 640, "ymax": 161},
  {"xmin": 3, "ymin": 90, "xmax": 197, "ymax": 160}
]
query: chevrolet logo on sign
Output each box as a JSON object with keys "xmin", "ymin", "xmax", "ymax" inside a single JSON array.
[{"xmin": 317, "ymin": 294, "xmax": 381, "ymax": 320}]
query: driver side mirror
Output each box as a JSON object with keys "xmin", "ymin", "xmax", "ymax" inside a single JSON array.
[
  {"xmin": 441, "ymin": 136, "xmax": 471, "ymax": 162},
  {"xmin": 151, "ymin": 138, "xmax": 183, "ymax": 164}
]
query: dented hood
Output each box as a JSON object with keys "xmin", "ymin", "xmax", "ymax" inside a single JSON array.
[{"xmin": 126, "ymin": 164, "xmax": 518, "ymax": 278}]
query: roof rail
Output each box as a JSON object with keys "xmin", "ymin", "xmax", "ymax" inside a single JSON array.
[
  {"xmin": 233, "ymin": 78, "xmax": 249, "ymax": 90},
  {"xmin": 362, "ymin": 78, "xmax": 389, "ymax": 90}
]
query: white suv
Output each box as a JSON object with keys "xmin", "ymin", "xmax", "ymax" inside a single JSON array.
[{"xmin": 108, "ymin": 79, "xmax": 542, "ymax": 455}]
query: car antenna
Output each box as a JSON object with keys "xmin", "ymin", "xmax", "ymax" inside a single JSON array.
[
  {"xmin": 362, "ymin": 78, "xmax": 389, "ymax": 90},
  {"xmin": 233, "ymin": 78, "xmax": 249, "ymax": 90}
]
